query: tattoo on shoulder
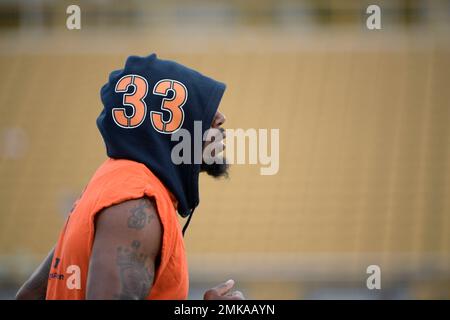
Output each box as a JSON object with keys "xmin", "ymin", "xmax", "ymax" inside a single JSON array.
[
  {"xmin": 115, "ymin": 240, "xmax": 154, "ymax": 300},
  {"xmin": 127, "ymin": 199, "xmax": 155, "ymax": 230}
]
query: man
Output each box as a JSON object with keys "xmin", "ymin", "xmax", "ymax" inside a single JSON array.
[{"xmin": 16, "ymin": 54, "xmax": 244, "ymax": 300}]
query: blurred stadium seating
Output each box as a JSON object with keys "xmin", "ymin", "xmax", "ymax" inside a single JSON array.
[{"xmin": 0, "ymin": 0, "xmax": 449, "ymax": 299}]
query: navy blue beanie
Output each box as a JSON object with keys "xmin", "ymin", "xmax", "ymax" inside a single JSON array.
[{"xmin": 97, "ymin": 53, "xmax": 226, "ymax": 217}]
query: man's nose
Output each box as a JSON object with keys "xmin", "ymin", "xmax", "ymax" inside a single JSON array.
[{"xmin": 212, "ymin": 111, "xmax": 226, "ymax": 128}]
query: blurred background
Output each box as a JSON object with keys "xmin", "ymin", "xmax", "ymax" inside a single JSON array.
[{"xmin": 0, "ymin": 0, "xmax": 449, "ymax": 299}]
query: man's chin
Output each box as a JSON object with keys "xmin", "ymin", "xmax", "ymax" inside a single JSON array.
[{"xmin": 200, "ymin": 157, "xmax": 229, "ymax": 179}]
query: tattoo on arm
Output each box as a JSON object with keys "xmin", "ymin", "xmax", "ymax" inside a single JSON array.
[
  {"xmin": 115, "ymin": 240, "xmax": 154, "ymax": 300},
  {"xmin": 127, "ymin": 199, "xmax": 155, "ymax": 230}
]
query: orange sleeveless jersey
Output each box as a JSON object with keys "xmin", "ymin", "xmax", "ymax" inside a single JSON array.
[{"xmin": 46, "ymin": 158, "xmax": 189, "ymax": 300}]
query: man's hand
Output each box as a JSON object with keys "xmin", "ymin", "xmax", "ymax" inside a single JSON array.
[{"xmin": 203, "ymin": 279, "xmax": 245, "ymax": 300}]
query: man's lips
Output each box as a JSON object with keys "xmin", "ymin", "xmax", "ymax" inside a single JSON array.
[{"xmin": 205, "ymin": 127, "xmax": 226, "ymax": 142}]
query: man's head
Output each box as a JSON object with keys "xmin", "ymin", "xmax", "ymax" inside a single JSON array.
[
  {"xmin": 98, "ymin": 53, "xmax": 227, "ymax": 217},
  {"xmin": 201, "ymin": 110, "xmax": 229, "ymax": 178}
]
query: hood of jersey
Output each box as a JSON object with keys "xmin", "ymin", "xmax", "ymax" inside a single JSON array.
[{"xmin": 97, "ymin": 53, "xmax": 226, "ymax": 217}]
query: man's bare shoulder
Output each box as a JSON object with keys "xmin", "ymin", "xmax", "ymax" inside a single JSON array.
[{"xmin": 95, "ymin": 197, "xmax": 162, "ymax": 256}]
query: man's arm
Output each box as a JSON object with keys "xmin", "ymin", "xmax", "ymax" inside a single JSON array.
[
  {"xmin": 16, "ymin": 247, "xmax": 54, "ymax": 300},
  {"xmin": 86, "ymin": 197, "xmax": 162, "ymax": 300}
]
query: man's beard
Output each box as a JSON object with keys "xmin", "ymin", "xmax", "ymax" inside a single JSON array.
[
  {"xmin": 200, "ymin": 127, "xmax": 229, "ymax": 178},
  {"xmin": 200, "ymin": 157, "xmax": 229, "ymax": 178}
]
